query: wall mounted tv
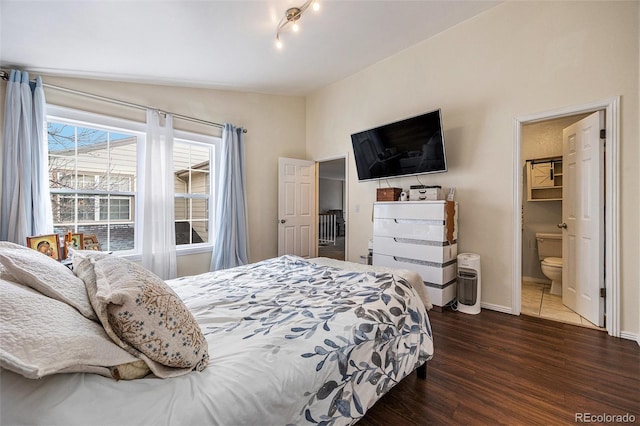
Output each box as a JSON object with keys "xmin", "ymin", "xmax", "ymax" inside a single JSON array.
[{"xmin": 351, "ymin": 109, "xmax": 447, "ymax": 181}]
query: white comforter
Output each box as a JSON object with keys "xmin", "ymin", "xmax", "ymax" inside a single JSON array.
[{"xmin": 1, "ymin": 255, "xmax": 433, "ymax": 425}]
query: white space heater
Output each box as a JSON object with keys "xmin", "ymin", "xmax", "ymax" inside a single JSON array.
[{"xmin": 457, "ymin": 253, "xmax": 481, "ymax": 315}]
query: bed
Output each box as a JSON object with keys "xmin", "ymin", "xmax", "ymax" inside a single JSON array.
[{"xmin": 0, "ymin": 244, "xmax": 433, "ymax": 426}]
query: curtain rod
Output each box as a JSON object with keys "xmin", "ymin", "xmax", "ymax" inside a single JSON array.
[{"xmin": 0, "ymin": 70, "xmax": 247, "ymax": 133}]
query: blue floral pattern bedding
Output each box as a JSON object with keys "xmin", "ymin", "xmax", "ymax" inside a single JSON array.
[{"xmin": 171, "ymin": 255, "xmax": 434, "ymax": 425}]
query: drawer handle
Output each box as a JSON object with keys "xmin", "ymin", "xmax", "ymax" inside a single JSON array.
[
  {"xmin": 394, "ymin": 237, "xmax": 445, "ymax": 246},
  {"xmin": 392, "ymin": 219, "xmax": 444, "ymax": 225},
  {"xmin": 392, "ymin": 256, "xmax": 451, "ymax": 268}
]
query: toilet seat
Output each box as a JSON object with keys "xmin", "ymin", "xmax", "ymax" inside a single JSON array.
[{"xmin": 542, "ymin": 257, "xmax": 563, "ymax": 267}]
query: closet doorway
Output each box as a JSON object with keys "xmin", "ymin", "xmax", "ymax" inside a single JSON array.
[
  {"xmin": 513, "ymin": 97, "xmax": 621, "ymax": 337},
  {"xmin": 317, "ymin": 157, "xmax": 347, "ymax": 261}
]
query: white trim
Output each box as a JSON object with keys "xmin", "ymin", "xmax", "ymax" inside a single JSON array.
[
  {"xmin": 47, "ymin": 104, "xmax": 147, "ymax": 134},
  {"xmin": 120, "ymin": 243, "xmax": 213, "ymax": 262},
  {"xmin": 618, "ymin": 331, "xmax": 639, "ymax": 343},
  {"xmin": 513, "ymin": 119, "xmax": 523, "ymax": 316},
  {"xmin": 481, "ymin": 302, "xmax": 512, "ymax": 314},
  {"xmin": 513, "ymin": 97, "xmax": 621, "ymax": 338},
  {"xmin": 175, "ymin": 243, "xmax": 214, "ymax": 256}
]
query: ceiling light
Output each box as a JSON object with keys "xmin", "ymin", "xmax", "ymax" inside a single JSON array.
[{"xmin": 275, "ymin": 0, "xmax": 319, "ymax": 49}]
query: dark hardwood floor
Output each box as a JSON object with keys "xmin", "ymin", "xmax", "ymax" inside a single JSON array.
[{"xmin": 360, "ymin": 309, "xmax": 640, "ymax": 425}]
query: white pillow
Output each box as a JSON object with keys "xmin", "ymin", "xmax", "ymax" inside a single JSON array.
[
  {"xmin": 0, "ymin": 247, "xmax": 97, "ymax": 321},
  {"xmin": 0, "ymin": 241, "xmax": 30, "ymax": 250},
  {"xmin": 0, "ymin": 278, "xmax": 148, "ymax": 380}
]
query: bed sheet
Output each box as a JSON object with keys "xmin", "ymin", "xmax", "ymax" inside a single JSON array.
[{"xmin": 1, "ymin": 255, "xmax": 433, "ymax": 425}]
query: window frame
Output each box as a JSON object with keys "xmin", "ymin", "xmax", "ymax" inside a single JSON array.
[
  {"xmin": 47, "ymin": 105, "xmax": 220, "ymax": 259},
  {"xmin": 173, "ymin": 131, "xmax": 220, "ymax": 254}
]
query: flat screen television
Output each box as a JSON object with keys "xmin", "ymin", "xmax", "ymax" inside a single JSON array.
[{"xmin": 351, "ymin": 109, "xmax": 447, "ymax": 181}]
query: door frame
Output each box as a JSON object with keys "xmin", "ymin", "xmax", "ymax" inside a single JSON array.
[
  {"xmin": 315, "ymin": 153, "xmax": 349, "ymax": 261},
  {"xmin": 512, "ymin": 97, "xmax": 620, "ymax": 337}
]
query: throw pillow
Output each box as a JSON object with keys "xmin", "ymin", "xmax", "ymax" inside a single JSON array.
[{"xmin": 88, "ymin": 255, "xmax": 209, "ymax": 374}]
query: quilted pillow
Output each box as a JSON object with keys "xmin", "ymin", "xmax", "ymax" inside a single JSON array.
[
  {"xmin": 0, "ymin": 241, "xmax": 30, "ymax": 250},
  {"xmin": 0, "ymin": 247, "xmax": 97, "ymax": 321},
  {"xmin": 0, "ymin": 241, "xmax": 38, "ymax": 281},
  {"xmin": 0, "ymin": 278, "xmax": 149, "ymax": 380},
  {"xmin": 75, "ymin": 253, "xmax": 209, "ymax": 377}
]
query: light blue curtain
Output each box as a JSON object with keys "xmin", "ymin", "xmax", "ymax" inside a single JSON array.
[
  {"xmin": 1, "ymin": 70, "xmax": 53, "ymax": 243},
  {"xmin": 141, "ymin": 109, "xmax": 177, "ymax": 279},
  {"xmin": 211, "ymin": 123, "xmax": 248, "ymax": 271}
]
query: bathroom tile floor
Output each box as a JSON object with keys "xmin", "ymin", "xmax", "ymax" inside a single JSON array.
[{"xmin": 521, "ymin": 280, "xmax": 603, "ymax": 330}]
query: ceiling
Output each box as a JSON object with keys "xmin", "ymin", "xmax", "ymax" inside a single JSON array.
[{"xmin": 0, "ymin": 1, "xmax": 500, "ymax": 96}]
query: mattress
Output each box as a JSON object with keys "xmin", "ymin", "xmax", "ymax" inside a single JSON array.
[{"xmin": 0, "ymin": 255, "xmax": 433, "ymax": 425}]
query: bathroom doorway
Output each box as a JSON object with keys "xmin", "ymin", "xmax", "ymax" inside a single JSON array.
[
  {"xmin": 317, "ymin": 157, "xmax": 347, "ymax": 261},
  {"xmin": 513, "ymin": 97, "xmax": 621, "ymax": 337},
  {"xmin": 520, "ymin": 113, "xmax": 604, "ymax": 329}
]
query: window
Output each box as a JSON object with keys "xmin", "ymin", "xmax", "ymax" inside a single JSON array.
[
  {"xmin": 174, "ymin": 140, "xmax": 213, "ymax": 246},
  {"xmin": 48, "ymin": 119, "xmax": 138, "ymax": 252},
  {"xmin": 47, "ymin": 106, "xmax": 219, "ymax": 255}
]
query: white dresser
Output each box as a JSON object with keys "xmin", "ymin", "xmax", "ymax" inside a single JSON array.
[{"xmin": 372, "ymin": 201, "xmax": 458, "ymax": 309}]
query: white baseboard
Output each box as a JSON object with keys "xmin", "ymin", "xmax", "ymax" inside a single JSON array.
[
  {"xmin": 480, "ymin": 302, "xmax": 638, "ymax": 345},
  {"xmin": 619, "ymin": 331, "xmax": 640, "ymax": 345},
  {"xmin": 480, "ymin": 302, "xmax": 512, "ymax": 314}
]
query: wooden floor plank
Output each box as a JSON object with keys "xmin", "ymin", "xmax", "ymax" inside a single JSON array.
[{"xmin": 360, "ymin": 309, "xmax": 640, "ymax": 425}]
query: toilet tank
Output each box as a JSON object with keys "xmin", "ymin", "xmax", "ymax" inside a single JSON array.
[{"xmin": 535, "ymin": 233, "xmax": 562, "ymax": 260}]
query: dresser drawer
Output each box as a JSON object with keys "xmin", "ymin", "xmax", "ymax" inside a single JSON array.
[
  {"xmin": 374, "ymin": 201, "xmax": 447, "ymax": 221},
  {"xmin": 373, "ymin": 218, "xmax": 457, "ymax": 242},
  {"xmin": 373, "ymin": 236, "xmax": 457, "ymax": 263},
  {"xmin": 373, "ymin": 253, "xmax": 457, "ymax": 285}
]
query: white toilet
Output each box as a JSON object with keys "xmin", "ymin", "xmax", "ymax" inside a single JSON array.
[{"xmin": 535, "ymin": 232, "xmax": 563, "ymax": 295}]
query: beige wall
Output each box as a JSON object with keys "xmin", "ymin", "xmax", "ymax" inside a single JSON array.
[
  {"xmin": 305, "ymin": 1, "xmax": 639, "ymax": 336},
  {"xmin": 0, "ymin": 76, "xmax": 307, "ymax": 274}
]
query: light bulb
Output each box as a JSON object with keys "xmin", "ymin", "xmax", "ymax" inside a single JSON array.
[
  {"xmin": 292, "ymin": 22, "xmax": 299, "ymax": 32},
  {"xmin": 276, "ymin": 39, "xmax": 283, "ymax": 49},
  {"xmin": 313, "ymin": 1, "xmax": 320, "ymax": 11}
]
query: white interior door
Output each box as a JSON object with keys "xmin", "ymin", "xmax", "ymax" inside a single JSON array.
[
  {"xmin": 278, "ymin": 157, "xmax": 316, "ymax": 257},
  {"xmin": 562, "ymin": 111, "xmax": 604, "ymax": 326}
]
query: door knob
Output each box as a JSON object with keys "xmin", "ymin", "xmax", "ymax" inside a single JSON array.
[
  {"xmin": 557, "ymin": 223, "xmax": 568, "ymax": 229},
  {"xmin": 280, "ymin": 219, "xmax": 286, "ymax": 224}
]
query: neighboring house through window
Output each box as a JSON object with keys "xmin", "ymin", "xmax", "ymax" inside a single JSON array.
[
  {"xmin": 174, "ymin": 140, "xmax": 213, "ymax": 246},
  {"xmin": 47, "ymin": 106, "xmax": 218, "ymax": 255}
]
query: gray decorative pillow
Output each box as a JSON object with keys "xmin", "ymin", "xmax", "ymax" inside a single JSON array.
[
  {"xmin": 0, "ymin": 278, "xmax": 149, "ymax": 380},
  {"xmin": 77, "ymin": 253, "xmax": 209, "ymax": 376},
  {"xmin": 0, "ymin": 247, "xmax": 97, "ymax": 321}
]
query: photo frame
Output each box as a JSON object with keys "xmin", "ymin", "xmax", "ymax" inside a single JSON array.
[
  {"xmin": 64, "ymin": 233, "xmax": 84, "ymax": 258},
  {"xmin": 26, "ymin": 234, "xmax": 61, "ymax": 261},
  {"xmin": 83, "ymin": 234, "xmax": 101, "ymax": 251}
]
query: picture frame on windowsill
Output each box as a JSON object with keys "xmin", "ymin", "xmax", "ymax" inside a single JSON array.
[
  {"xmin": 83, "ymin": 234, "xmax": 101, "ymax": 251},
  {"xmin": 26, "ymin": 234, "xmax": 61, "ymax": 261},
  {"xmin": 64, "ymin": 233, "xmax": 84, "ymax": 259}
]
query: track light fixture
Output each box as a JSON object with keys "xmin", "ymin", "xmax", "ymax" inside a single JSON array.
[{"xmin": 275, "ymin": 0, "xmax": 320, "ymax": 49}]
